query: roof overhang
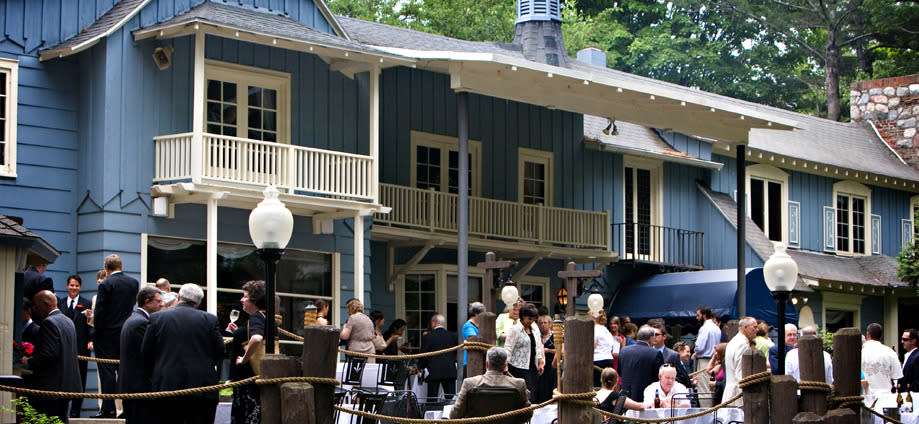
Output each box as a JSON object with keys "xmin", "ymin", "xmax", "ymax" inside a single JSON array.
[
  {"xmin": 39, "ymin": 0, "xmax": 154, "ymax": 61},
  {"xmin": 368, "ymin": 47, "xmax": 800, "ymax": 145},
  {"xmin": 132, "ymin": 20, "xmax": 416, "ymax": 78},
  {"xmin": 584, "ymin": 138, "xmax": 724, "ymax": 170},
  {"xmin": 805, "ymin": 276, "xmax": 902, "ymax": 295}
]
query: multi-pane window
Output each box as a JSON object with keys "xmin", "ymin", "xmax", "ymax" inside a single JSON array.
[
  {"xmin": 625, "ymin": 167, "xmax": 652, "ymax": 256},
  {"xmin": 403, "ymin": 273, "xmax": 437, "ymax": 353},
  {"xmin": 518, "ymin": 148, "xmax": 553, "ymax": 205},
  {"xmin": 750, "ymin": 178, "xmax": 783, "ymax": 242},
  {"xmin": 0, "ymin": 58, "xmax": 18, "ymax": 177},
  {"xmin": 836, "ymin": 194, "xmax": 866, "ymax": 254},
  {"xmin": 411, "ymin": 132, "xmax": 481, "ymax": 196},
  {"xmin": 204, "ymin": 61, "xmax": 288, "ymax": 143},
  {"xmin": 519, "ymin": 283, "xmax": 545, "ymax": 308}
]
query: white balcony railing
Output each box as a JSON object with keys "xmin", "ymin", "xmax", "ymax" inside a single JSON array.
[
  {"xmin": 376, "ymin": 183, "xmax": 611, "ymax": 250},
  {"xmin": 154, "ymin": 133, "xmax": 374, "ymax": 201}
]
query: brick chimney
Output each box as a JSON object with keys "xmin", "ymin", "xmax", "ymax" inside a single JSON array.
[
  {"xmin": 851, "ymin": 75, "xmax": 919, "ymax": 168},
  {"xmin": 513, "ymin": 0, "xmax": 568, "ymax": 67}
]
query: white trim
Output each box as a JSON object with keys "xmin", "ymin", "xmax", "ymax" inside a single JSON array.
[
  {"xmin": 622, "ymin": 156, "xmax": 663, "ymax": 226},
  {"xmin": 518, "ymin": 147, "xmax": 554, "ymax": 205},
  {"xmin": 910, "ymin": 195, "xmax": 919, "ymax": 245},
  {"xmin": 788, "ymin": 201, "xmax": 800, "ymax": 248},
  {"xmin": 409, "ymin": 131, "xmax": 482, "ymax": 196},
  {"xmin": 821, "ymin": 292, "xmax": 863, "ymax": 332},
  {"xmin": 38, "ymin": 0, "xmax": 153, "ymax": 60},
  {"xmin": 0, "ymin": 58, "xmax": 19, "ymax": 178},
  {"xmin": 833, "ymin": 180, "xmax": 872, "ymax": 256},
  {"xmin": 518, "ymin": 278, "xmax": 551, "ymax": 308},
  {"xmin": 204, "ymin": 59, "xmax": 291, "ymax": 144},
  {"xmin": 746, "ymin": 164, "xmax": 789, "ymax": 245}
]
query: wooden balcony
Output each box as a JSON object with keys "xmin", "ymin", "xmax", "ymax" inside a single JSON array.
[
  {"xmin": 153, "ymin": 132, "xmax": 375, "ymax": 202},
  {"xmin": 374, "ymin": 183, "xmax": 613, "ymax": 257}
]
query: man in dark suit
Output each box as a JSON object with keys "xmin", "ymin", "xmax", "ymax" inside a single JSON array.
[
  {"xmin": 59, "ymin": 274, "xmax": 93, "ymax": 418},
  {"xmin": 92, "ymin": 254, "xmax": 140, "ymax": 418},
  {"xmin": 142, "ymin": 283, "xmax": 224, "ymax": 424},
  {"xmin": 901, "ymin": 328, "xmax": 919, "ymax": 391},
  {"xmin": 120, "ymin": 286, "xmax": 163, "ymax": 424},
  {"xmin": 769, "ymin": 323, "xmax": 797, "ymax": 375},
  {"xmin": 23, "ymin": 262, "xmax": 53, "ymax": 304},
  {"xmin": 21, "ymin": 290, "xmax": 81, "ymax": 423},
  {"xmin": 417, "ymin": 313, "xmax": 459, "ymax": 401},
  {"xmin": 649, "ymin": 323, "xmax": 693, "ymax": 388},
  {"xmin": 618, "ymin": 325, "xmax": 661, "ymax": 402},
  {"xmin": 21, "ymin": 297, "xmax": 40, "ymax": 344}
]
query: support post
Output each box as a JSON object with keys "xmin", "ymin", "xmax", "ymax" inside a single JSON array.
[
  {"xmin": 206, "ymin": 197, "xmax": 219, "ymax": 314},
  {"xmin": 832, "ymin": 328, "xmax": 862, "ymax": 418},
  {"xmin": 741, "ymin": 349, "xmax": 769, "ymax": 424},
  {"xmin": 559, "ymin": 316, "xmax": 596, "ymax": 424},
  {"xmin": 259, "ymin": 354, "xmax": 297, "ymax": 424},
  {"xmin": 282, "ymin": 382, "xmax": 316, "ymax": 424},
  {"xmin": 467, "ymin": 335, "xmax": 485, "ymax": 377},
  {"xmin": 259, "ymin": 248, "xmax": 283, "ymax": 353},
  {"xmin": 302, "ymin": 325, "xmax": 341, "ymax": 424},
  {"xmin": 774, "ymin": 290, "xmax": 790, "ymax": 375},
  {"xmin": 476, "ymin": 253, "xmax": 516, "ymax": 313},
  {"xmin": 557, "ymin": 262, "xmax": 602, "ymax": 317},
  {"xmin": 478, "ymin": 312, "xmax": 496, "ymax": 346},
  {"xmin": 457, "ymin": 91, "xmax": 469, "ymax": 353},
  {"xmin": 771, "ymin": 375, "xmax": 799, "ymax": 424},
  {"xmin": 792, "ymin": 412, "xmax": 825, "ymax": 424},
  {"xmin": 736, "ymin": 144, "xmax": 746, "ymax": 317},
  {"xmin": 798, "ymin": 335, "xmax": 828, "ymax": 416}
]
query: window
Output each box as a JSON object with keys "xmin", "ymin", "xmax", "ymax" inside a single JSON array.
[
  {"xmin": 518, "ymin": 280, "xmax": 549, "ymax": 309},
  {"xmin": 0, "ymin": 58, "xmax": 19, "ymax": 177},
  {"xmin": 205, "ymin": 61, "xmax": 289, "ymax": 142},
  {"xmin": 623, "ymin": 157, "xmax": 662, "ymax": 259},
  {"xmin": 821, "ymin": 292, "xmax": 862, "ymax": 333},
  {"xmin": 518, "ymin": 148, "xmax": 554, "ymax": 205},
  {"xmin": 746, "ymin": 165, "xmax": 789, "ymax": 244},
  {"xmin": 410, "ymin": 131, "xmax": 481, "ymax": 195},
  {"xmin": 397, "ymin": 264, "xmax": 485, "ymax": 352},
  {"xmin": 833, "ymin": 181, "xmax": 871, "ymax": 255}
]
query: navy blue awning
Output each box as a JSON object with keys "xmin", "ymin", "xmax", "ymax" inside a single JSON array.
[{"xmin": 610, "ymin": 268, "xmax": 798, "ymax": 326}]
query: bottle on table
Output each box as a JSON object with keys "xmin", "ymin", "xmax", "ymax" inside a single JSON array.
[
  {"xmin": 654, "ymin": 389, "xmax": 661, "ymax": 409},
  {"xmin": 906, "ymin": 386, "xmax": 914, "ymax": 413}
]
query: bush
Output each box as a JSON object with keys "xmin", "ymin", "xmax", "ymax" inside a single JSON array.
[{"xmin": 1, "ymin": 397, "xmax": 64, "ymax": 424}]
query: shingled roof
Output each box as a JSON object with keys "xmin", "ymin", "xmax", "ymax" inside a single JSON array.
[
  {"xmin": 0, "ymin": 215, "xmax": 61, "ymax": 264},
  {"xmin": 39, "ymin": 0, "xmax": 151, "ymax": 60}
]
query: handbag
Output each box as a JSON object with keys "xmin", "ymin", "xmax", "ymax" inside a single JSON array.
[
  {"xmin": 379, "ymin": 391, "xmax": 422, "ymax": 424},
  {"xmin": 246, "ymin": 312, "xmax": 267, "ymax": 375},
  {"xmin": 372, "ymin": 332, "xmax": 388, "ymax": 351}
]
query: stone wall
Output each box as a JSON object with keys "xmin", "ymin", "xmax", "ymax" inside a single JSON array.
[{"xmin": 850, "ymin": 74, "xmax": 919, "ymax": 168}]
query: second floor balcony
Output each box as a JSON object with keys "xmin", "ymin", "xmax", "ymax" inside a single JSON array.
[{"xmin": 612, "ymin": 223, "xmax": 704, "ymax": 270}]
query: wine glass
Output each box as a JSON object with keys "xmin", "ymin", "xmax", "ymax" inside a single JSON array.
[{"xmin": 229, "ymin": 309, "xmax": 240, "ymax": 324}]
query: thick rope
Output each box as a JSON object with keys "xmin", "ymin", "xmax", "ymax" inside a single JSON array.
[
  {"xmin": 340, "ymin": 341, "xmax": 494, "ymax": 360},
  {"xmin": 77, "ymin": 355, "xmax": 119, "ymax": 364},
  {"xmin": 278, "ymin": 327, "xmax": 303, "ymax": 341},
  {"xmin": 689, "ymin": 369, "xmax": 706, "ymax": 377},
  {"xmin": 827, "ymin": 386, "xmax": 863, "ymax": 409},
  {"xmin": 255, "ymin": 376, "xmax": 339, "ymax": 386},
  {"xmin": 862, "ymin": 405, "xmax": 905, "ymax": 424},
  {"xmin": 594, "ymin": 393, "xmax": 743, "ymax": 423},
  {"xmin": 797, "ymin": 380, "xmax": 832, "ymax": 393},
  {"xmin": 738, "ymin": 371, "xmax": 771, "ymax": 388}
]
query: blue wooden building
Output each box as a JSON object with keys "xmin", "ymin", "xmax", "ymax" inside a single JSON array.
[{"xmin": 2, "ymin": 0, "xmax": 918, "ymax": 410}]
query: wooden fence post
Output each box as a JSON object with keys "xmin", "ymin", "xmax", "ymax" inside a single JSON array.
[
  {"xmin": 792, "ymin": 411, "xmax": 825, "ymax": 423},
  {"xmin": 282, "ymin": 382, "xmax": 315, "ymax": 424},
  {"xmin": 260, "ymin": 354, "xmax": 297, "ymax": 424},
  {"xmin": 302, "ymin": 325, "xmax": 341, "ymax": 424},
  {"xmin": 467, "ymin": 335, "xmax": 485, "ymax": 377},
  {"xmin": 771, "ymin": 375, "xmax": 799, "ymax": 424},
  {"xmin": 559, "ymin": 315, "xmax": 597, "ymax": 424},
  {"xmin": 798, "ymin": 335, "xmax": 828, "ymax": 416},
  {"xmin": 832, "ymin": 327, "xmax": 862, "ymax": 421},
  {"xmin": 741, "ymin": 349, "xmax": 769, "ymax": 424}
]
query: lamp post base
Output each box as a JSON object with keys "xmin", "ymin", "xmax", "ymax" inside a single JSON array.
[{"xmin": 774, "ymin": 290, "xmax": 791, "ymax": 375}]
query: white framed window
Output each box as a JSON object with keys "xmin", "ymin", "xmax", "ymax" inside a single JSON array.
[
  {"xmin": 410, "ymin": 131, "xmax": 482, "ymax": 196},
  {"xmin": 517, "ymin": 278, "xmax": 550, "ymax": 309},
  {"xmin": 833, "ymin": 181, "xmax": 871, "ymax": 255},
  {"xmin": 518, "ymin": 148, "xmax": 554, "ymax": 205},
  {"xmin": 746, "ymin": 164, "xmax": 789, "ymax": 244},
  {"xmin": 909, "ymin": 195, "xmax": 919, "ymax": 244},
  {"xmin": 0, "ymin": 58, "xmax": 19, "ymax": 178},
  {"xmin": 204, "ymin": 60, "xmax": 290, "ymax": 143},
  {"xmin": 821, "ymin": 292, "xmax": 862, "ymax": 333},
  {"xmin": 622, "ymin": 156, "xmax": 663, "ymax": 259}
]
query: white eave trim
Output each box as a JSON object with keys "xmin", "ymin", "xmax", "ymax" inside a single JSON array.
[
  {"xmin": 39, "ymin": 0, "xmax": 154, "ymax": 61},
  {"xmin": 585, "ymin": 139, "xmax": 723, "ymax": 170},
  {"xmin": 314, "ymin": 0, "xmax": 351, "ymax": 40},
  {"xmin": 868, "ymin": 120, "xmax": 908, "ymax": 165}
]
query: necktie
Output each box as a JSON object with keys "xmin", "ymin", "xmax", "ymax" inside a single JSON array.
[{"xmin": 69, "ymin": 299, "xmax": 75, "ymax": 313}]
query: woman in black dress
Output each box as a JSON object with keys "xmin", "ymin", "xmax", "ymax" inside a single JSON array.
[
  {"xmin": 535, "ymin": 314, "xmax": 557, "ymax": 403},
  {"xmin": 224, "ymin": 280, "xmax": 271, "ymax": 424}
]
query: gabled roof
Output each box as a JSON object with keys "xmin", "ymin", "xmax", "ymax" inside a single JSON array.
[
  {"xmin": 583, "ymin": 115, "xmax": 722, "ymax": 170},
  {"xmin": 39, "ymin": 0, "xmax": 152, "ymax": 60},
  {"xmin": 0, "ymin": 215, "xmax": 61, "ymax": 264}
]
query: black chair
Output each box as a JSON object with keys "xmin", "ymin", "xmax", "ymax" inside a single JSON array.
[{"xmin": 464, "ymin": 385, "xmax": 530, "ymax": 424}]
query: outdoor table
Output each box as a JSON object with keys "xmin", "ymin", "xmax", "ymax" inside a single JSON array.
[
  {"xmin": 625, "ymin": 406, "xmax": 744, "ymax": 424},
  {"xmin": 865, "ymin": 392, "xmax": 919, "ymax": 424},
  {"xmin": 425, "ymin": 404, "xmax": 558, "ymax": 423}
]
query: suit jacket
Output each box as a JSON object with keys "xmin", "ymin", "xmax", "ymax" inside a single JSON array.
[
  {"xmin": 119, "ymin": 309, "xmax": 151, "ymax": 393},
  {"xmin": 59, "ymin": 295, "xmax": 92, "ymax": 354},
  {"xmin": 618, "ymin": 341, "xmax": 659, "ymax": 402},
  {"xmin": 418, "ymin": 327, "xmax": 458, "ymax": 381},
  {"xmin": 27, "ymin": 309, "xmax": 82, "ymax": 392},
  {"xmin": 768, "ymin": 344, "xmax": 794, "ymax": 375},
  {"xmin": 901, "ymin": 349, "xmax": 919, "ymax": 391},
  {"xmin": 141, "ymin": 302, "xmax": 224, "ymax": 400},
  {"xmin": 661, "ymin": 347, "xmax": 692, "ymax": 388},
  {"xmin": 22, "ymin": 320, "xmax": 40, "ymax": 345},
  {"xmin": 449, "ymin": 370, "xmax": 531, "ymax": 422},
  {"xmin": 94, "ymin": 272, "xmax": 139, "ymax": 333},
  {"xmin": 23, "ymin": 266, "xmax": 54, "ymax": 302}
]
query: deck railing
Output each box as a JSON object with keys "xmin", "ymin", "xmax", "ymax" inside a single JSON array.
[
  {"xmin": 376, "ymin": 183, "xmax": 611, "ymax": 250},
  {"xmin": 611, "ymin": 222, "xmax": 704, "ymax": 269},
  {"xmin": 153, "ymin": 133, "xmax": 374, "ymax": 201}
]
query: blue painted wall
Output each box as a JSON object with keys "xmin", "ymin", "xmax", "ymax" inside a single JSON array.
[{"xmin": 658, "ymin": 130, "xmax": 712, "ymax": 161}]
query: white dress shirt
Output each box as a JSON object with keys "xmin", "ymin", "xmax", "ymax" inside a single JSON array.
[
  {"xmin": 862, "ymin": 340, "xmax": 903, "ymax": 394},
  {"xmin": 785, "ymin": 348, "xmax": 833, "ymax": 384}
]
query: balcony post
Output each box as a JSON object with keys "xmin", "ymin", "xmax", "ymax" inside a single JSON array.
[
  {"xmin": 191, "ymin": 30, "xmax": 205, "ymax": 184},
  {"xmin": 369, "ymin": 65, "xmax": 381, "ymax": 203},
  {"xmin": 287, "ymin": 145, "xmax": 296, "ymax": 193}
]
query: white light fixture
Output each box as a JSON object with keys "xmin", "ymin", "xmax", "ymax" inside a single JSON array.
[
  {"xmin": 248, "ymin": 185, "xmax": 294, "ymax": 249},
  {"xmin": 585, "ymin": 279, "xmax": 605, "ymax": 315},
  {"xmin": 763, "ymin": 243, "xmax": 797, "ymax": 292},
  {"xmin": 501, "ymin": 280, "xmax": 519, "ymax": 306}
]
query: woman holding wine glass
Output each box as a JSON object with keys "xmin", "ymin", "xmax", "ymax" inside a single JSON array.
[
  {"xmin": 224, "ymin": 280, "xmax": 272, "ymax": 424},
  {"xmin": 313, "ymin": 299, "xmax": 329, "ymax": 325}
]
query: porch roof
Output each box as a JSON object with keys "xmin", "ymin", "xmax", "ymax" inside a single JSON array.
[
  {"xmin": 583, "ymin": 115, "xmax": 723, "ymax": 170},
  {"xmin": 39, "ymin": 0, "xmax": 151, "ymax": 61},
  {"xmin": 0, "ymin": 215, "xmax": 61, "ymax": 264}
]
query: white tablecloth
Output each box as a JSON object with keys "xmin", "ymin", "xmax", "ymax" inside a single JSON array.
[
  {"xmin": 626, "ymin": 407, "xmax": 744, "ymax": 424},
  {"xmin": 865, "ymin": 392, "xmax": 918, "ymax": 424},
  {"xmin": 425, "ymin": 404, "xmax": 557, "ymax": 423}
]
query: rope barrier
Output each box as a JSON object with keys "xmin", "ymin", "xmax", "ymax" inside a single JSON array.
[
  {"xmin": 797, "ymin": 380, "xmax": 832, "ymax": 393},
  {"xmin": 689, "ymin": 369, "xmax": 706, "ymax": 377},
  {"xmin": 594, "ymin": 393, "xmax": 743, "ymax": 423},
  {"xmin": 861, "ymin": 405, "xmax": 905, "ymax": 424},
  {"xmin": 278, "ymin": 327, "xmax": 303, "ymax": 341},
  {"xmin": 339, "ymin": 341, "xmax": 494, "ymax": 360},
  {"xmin": 738, "ymin": 370, "xmax": 771, "ymax": 388},
  {"xmin": 76, "ymin": 355, "xmax": 119, "ymax": 364}
]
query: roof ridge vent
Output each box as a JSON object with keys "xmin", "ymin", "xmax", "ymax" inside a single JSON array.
[{"xmin": 517, "ymin": 0, "xmax": 561, "ymax": 24}]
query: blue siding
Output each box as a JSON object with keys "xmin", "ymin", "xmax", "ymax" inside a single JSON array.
[{"xmin": 658, "ymin": 130, "xmax": 712, "ymax": 161}]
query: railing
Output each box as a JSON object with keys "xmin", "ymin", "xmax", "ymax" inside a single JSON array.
[
  {"xmin": 611, "ymin": 223, "xmax": 704, "ymax": 269},
  {"xmin": 376, "ymin": 183, "xmax": 610, "ymax": 250},
  {"xmin": 153, "ymin": 133, "xmax": 374, "ymax": 201}
]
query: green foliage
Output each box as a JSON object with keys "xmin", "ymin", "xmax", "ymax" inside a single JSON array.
[
  {"xmin": 897, "ymin": 209, "xmax": 919, "ymax": 290},
  {"xmin": 0, "ymin": 398, "xmax": 64, "ymax": 424},
  {"xmin": 820, "ymin": 330, "xmax": 834, "ymax": 354}
]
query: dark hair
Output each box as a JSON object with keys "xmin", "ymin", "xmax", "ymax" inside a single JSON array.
[
  {"xmin": 867, "ymin": 323, "xmax": 882, "ymax": 340},
  {"xmin": 241, "ymin": 280, "xmax": 267, "ymax": 310},
  {"xmin": 697, "ymin": 305, "xmax": 712, "ymax": 319},
  {"xmin": 520, "ymin": 303, "xmax": 539, "ymax": 319},
  {"xmin": 384, "ymin": 319, "xmax": 407, "ymax": 338},
  {"xmin": 137, "ymin": 286, "xmax": 160, "ymax": 308},
  {"xmin": 67, "ymin": 274, "xmax": 82, "ymax": 286},
  {"xmin": 906, "ymin": 328, "xmax": 918, "ymax": 342},
  {"xmin": 370, "ymin": 310, "xmax": 384, "ymax": 322},
  {"xmin": 314, "ymin": 298, "xmax": 329, "ymax": 312}
]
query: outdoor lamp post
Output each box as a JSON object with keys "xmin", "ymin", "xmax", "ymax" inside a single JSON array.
[
  {"xmin": 501, "ymin": 279, "xmax": 520, "ymax": 307},
  {"xmin": 248, "ymin": 185, "xmax": 294, "ymax": 354},
  {"xmin": 763, "ymin": 243, "xmax": 797, "ymax": 375},
  {"xmin": 584, "ymin": 279, "xmax": 605, "ymax": 316}
]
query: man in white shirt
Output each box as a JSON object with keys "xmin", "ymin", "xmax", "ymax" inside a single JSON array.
[
  {"xmin": 862, "ymin": 322, "xmax": 903, "ymax": 394},
  {"xmin": 785, "ymin": 327, "xmax": 833, "ymax": 384},
  {"xmin": 693, "ymin": 305, "xmax": 720, "ymax": 407},
  {"xmin": 724, "ymin": 316, "xmax": 757, "ymax": 406},
  {"xmin": 643, "ymin": 365, "xmax": 691, "ymax": 409}
]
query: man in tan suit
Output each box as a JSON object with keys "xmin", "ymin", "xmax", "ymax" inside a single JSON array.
[{"xmin": 450, "ymin": 347, "xmax": 532, "ymax": 423}]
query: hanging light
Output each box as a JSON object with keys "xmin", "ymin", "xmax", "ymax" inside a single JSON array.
[
  {"xmin": 584, "ymin": 279, "xmax": 605, "ymax": 315},
  {"xmin": 501, "ymin": 279, "xmax": 520, "ymax": 306},
  {"xmin": 556, "ymin": 287, "xmax": 568, "ymax": 307}
]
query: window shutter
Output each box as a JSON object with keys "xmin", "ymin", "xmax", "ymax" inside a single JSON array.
[
  {"xmin": 902, "ymin": 219, "xmax": 914, "ymax": 248},
  {"xmin": 788, "ymin": 201, "xmax": 800, "ymax": 248},
  {"xmin": 871, "ymin": 214, "xmax": 881, "ymax": 255},
  {"xmin": 823, "ymin": 206, "xmax": 836, "ymax": 252}
]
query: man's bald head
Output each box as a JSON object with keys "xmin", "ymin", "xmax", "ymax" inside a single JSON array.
[{"xmin": 33, "ymin": 290, "xmax": 58, "ymax": 319}]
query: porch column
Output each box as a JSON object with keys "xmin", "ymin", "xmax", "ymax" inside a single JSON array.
[
  {"xmin": 207, "ymin": 195, "xmax": 219, "ymax": 314},
  {"xmin": 0, "ymin": 246, "xmax": 16, "ymax": 423},
  {"xmin": 369, "ymin": 65, "xmax": 380, "ymax": 203},
  {"xmin": 191, "ymin": 30, "xmax": 205, "ymax": 184},
  {"xmin": 457, "ymin": 92, "xmax": 469, "ymax": 344},
  {"xmin": 737, "ymin": 144, "xmax": 746, "ymax": 317},
  {"xmin": 354, "ymin": 214, "xmax": 364, "ymax": 302}
]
